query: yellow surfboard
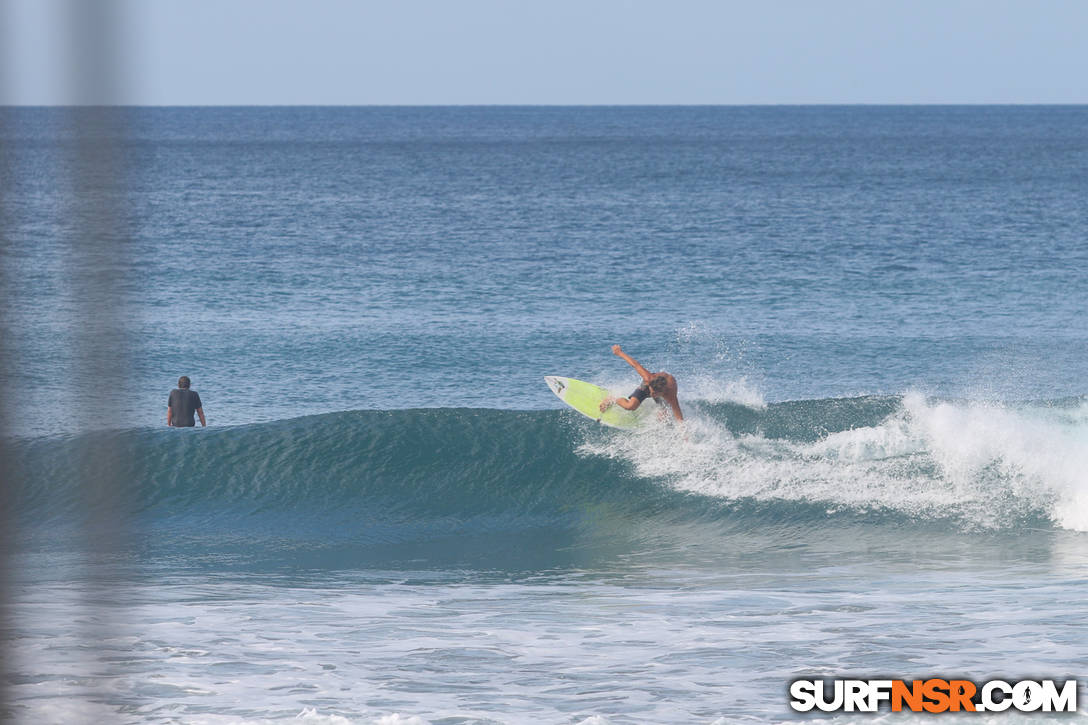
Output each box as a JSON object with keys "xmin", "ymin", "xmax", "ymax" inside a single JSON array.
[{"xmin": 544, "ymin": 376, "xmax": 654, "ymax": 430}]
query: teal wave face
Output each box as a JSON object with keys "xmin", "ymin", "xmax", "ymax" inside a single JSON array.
[
  {"xmin": 9, "ymin": 408, "xmax": 690, "ymax": 569},
  {"xmin": 9, "ymin": 395, "xmax": 1086, "ymax": 569},
  {"xmin": 10, "ymin": 410, "xmax": 597, "ymax": 507},
  {"xmin": 11, "ymin": 409, "xmax": 669, "ymax": 541}
]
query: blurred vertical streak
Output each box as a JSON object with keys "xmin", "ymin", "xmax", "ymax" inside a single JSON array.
[
  {"xmin": 0, "ymin": 1, "xmax": 135, "ymax": 719},
  {"xmin": 66, "ymin": 0, "xmax": 133, "ymax": 721},
  {"xmin": 0, "ymin": 3, "xmax": 13, "ymax": 720}
]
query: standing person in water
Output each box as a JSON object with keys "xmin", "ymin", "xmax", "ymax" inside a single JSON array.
[
  {"xmin": 167, "ymin": 375, "xmax": 207, "ymax": 427},
  {"xmin": 599, "ymin": 345, "xmax": 683, "ymax": 421}
]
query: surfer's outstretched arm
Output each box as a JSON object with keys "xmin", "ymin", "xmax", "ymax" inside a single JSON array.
[{"xmin": 611, "ymin": 345, "xmax": 652, "ymax": 383}]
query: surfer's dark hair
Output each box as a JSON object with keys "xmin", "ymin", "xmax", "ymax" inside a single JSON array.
[
  {"xmin": 649, "ymin": 375, "xmax": 667, "ymax": 393},
  {"xmin": 178, "ymin": 376, "xmax": 191, "ymax": 389}
]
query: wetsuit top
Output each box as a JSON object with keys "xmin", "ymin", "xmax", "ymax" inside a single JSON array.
[
  {"xmin": 168, "ymin": 388, "xmax": 202, "ymax": 427},
  {"xmin": 630, "ymin": 382, "xmax": 665, "ymax": 406}
]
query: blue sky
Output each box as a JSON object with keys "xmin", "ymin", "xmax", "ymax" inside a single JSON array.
[{"xmin": 2, "ymin": 0, "xmax": 1086, "ymax": 105}]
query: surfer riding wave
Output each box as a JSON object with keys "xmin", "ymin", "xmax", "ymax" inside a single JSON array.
[{"xmin": 599, "ymin": 345, "xmax": 683, "ymax": 421}]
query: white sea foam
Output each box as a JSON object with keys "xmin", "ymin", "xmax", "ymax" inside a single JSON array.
[
  {"xmin": 579, "ymin": 393, "xmax": 1088, "ymax": 531},
  {"xmin": 371, "ymin": 715, "xmax": 429, "ymax": 725},
  {"xmin": 902, "ymin": 392, "xmax": 1088, "ymax": 531},
  {"xmin": 685, "ymin": 374, "xmax": 767, "ymax": 409},
  {"xmin": 9, "ymin": 547, "xmax": 1087, "ymax": 724}
]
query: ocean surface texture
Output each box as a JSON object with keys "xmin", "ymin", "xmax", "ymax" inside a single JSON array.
[{"xmin": 2, "ymin": 106, "xmax": 1087, "ymax": 723}]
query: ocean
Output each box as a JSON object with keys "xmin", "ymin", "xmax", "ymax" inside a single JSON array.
[{"xmin": 2, "ymin": 106, "xmax": 1087, "ymax": 723}]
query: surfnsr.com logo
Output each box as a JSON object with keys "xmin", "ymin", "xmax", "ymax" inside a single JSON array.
[{"xmin": 789, "ymin": 678, "xmax": 1078, "ymax": 713}]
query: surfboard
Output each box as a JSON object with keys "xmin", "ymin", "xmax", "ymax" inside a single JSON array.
[{"xmin": 544, "ymin": 376, "xmax": 654, "ymax": 430}]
